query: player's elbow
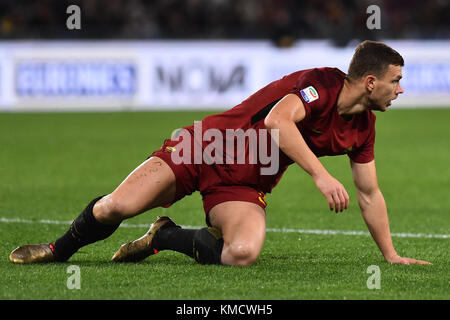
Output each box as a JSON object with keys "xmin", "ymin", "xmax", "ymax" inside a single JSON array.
[
  {"xmin": 357, "ymin": 187, "xmax": 382, "ymax": 209},
  {"xmin": 357, "ymin": 192, "xmax": 371, "ymax": 209}
]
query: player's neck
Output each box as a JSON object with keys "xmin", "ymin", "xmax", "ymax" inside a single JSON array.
[{"xmin": 337, "ymin": 78, "xmax": 367, "ymax": 115}]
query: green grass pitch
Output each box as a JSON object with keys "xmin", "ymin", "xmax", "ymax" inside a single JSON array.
[{"xmin": 0, "ymin": 108, "xmax": 449, "ymax": 300}]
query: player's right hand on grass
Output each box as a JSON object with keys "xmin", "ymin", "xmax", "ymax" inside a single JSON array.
[{"xmin": 313, "ymin": 173, "xmax": 349, "ymax": 213}]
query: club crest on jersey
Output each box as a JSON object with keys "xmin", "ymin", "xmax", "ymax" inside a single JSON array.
[{"xmin": 300, "ymin": 86, "xmax": 319, "ymax": 103}]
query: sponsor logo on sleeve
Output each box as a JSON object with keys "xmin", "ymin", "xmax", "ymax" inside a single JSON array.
[{"xmin": 300, "ymin": 86, "xmax": 319, "ymax": 103}]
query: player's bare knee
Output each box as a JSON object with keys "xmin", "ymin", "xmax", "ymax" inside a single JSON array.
[
  {"xmin": 226, "ymin": 242, "xmax": 259, "ymax": 266},
  {"xmin": 93, "ymin": 195, "xmax": 128, "ymax": 224}
]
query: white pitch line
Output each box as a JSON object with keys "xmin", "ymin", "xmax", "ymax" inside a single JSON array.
[{"xmin": 0, "ymin": 217, "xmax": 449, "ymax": 239}]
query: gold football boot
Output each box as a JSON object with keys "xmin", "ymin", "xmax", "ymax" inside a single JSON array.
[
  {"xmin": 10, "ymin": 243, "xmax": 55, "ymax": 264},
  {"xmin": 111, "ymin": 216, "xmax": 177, "ymax": 262}
]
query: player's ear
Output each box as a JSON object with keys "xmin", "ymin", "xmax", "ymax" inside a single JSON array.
[{"xmin": 364, "ymin": 75, "xmax": 376, "ymax": 92}]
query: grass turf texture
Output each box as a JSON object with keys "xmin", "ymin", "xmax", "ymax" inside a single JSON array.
[{"xmin": 0, "ymin": 109, "xmax": 449, "ymax": 300}]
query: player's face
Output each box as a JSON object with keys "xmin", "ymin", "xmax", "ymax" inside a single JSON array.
[{"xmin": 368, "ymin": 65, "xmax": 404, "ymax": 112}]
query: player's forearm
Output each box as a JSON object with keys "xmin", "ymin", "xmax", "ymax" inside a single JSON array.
[
  {"xmin": 358, "ymin": 189, "xmax": 397, "ymax": 260},
  {"xmin": 267, "ymin": 119, "xmax": 327, "ymax": 178}
]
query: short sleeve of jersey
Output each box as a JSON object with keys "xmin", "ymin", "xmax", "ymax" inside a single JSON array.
[
  {"xmin": 347, "ymin": 113, "xmax": 376, "ymax": 163},
  {"xmin": 290, "ymin": 69, "xmax": 329, "ymax": 118}
]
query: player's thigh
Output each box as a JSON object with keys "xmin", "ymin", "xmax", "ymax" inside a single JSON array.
[
  {"xmin": 208, "ymin": 201, "xmax": 266, "ymax": 265},
  {"xmin": 95, "ymin": 156, "xmax": 176, "ymax": 220}
]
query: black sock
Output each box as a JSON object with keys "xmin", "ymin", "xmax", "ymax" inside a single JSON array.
[
  {"xmin": 154, "ymin": 226, "xmax": 224, "ymax": 264},
  {"xmin": 153, "ymin": 227, "xmax": 197, "ymax": 258},
  {"xmin": 52, "ymin": 196, "xmax": 120, "ymax": 262},
  {"xmin": 192, "ymin": 227, "xmax": 224, "ymax": 264}
]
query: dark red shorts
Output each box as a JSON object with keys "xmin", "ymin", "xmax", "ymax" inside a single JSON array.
[{"xmin": 150, "ymin": 134, "xmax": 267, "ymax": 221}]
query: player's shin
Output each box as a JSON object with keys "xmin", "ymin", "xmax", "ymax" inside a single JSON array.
[
  {"xmin": 193, "ymin": 227, "xmax": 224, "ymax": 265},
  {"xmin": 155, "ymin": 227, "xmax": 224, "ymax": 265},
  {"xmin": 52, "ymin": 195, "xmax": 121, "ymax": 262}
]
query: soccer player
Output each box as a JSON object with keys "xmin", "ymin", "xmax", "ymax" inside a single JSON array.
[{"xmin": 10, "ymin": 41, "xmax": 431, "ymax": 266}]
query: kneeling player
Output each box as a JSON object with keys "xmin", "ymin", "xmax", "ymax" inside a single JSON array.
[{"xmin": 10, "ymin": 41, "xmax": 431, "ymax": 266}]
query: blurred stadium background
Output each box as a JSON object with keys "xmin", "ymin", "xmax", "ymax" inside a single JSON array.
[{"xmin": 0, "ymin": 0, "xmax": 448, "ymax": 111}]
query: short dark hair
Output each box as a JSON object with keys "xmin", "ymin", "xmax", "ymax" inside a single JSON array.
[{"xmin": 347, "ymin": 40, "xmax": 404, "ymax": 80}]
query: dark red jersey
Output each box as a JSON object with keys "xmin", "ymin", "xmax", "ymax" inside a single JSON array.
[
  {"xmin": 291, "ymin": 68, "xmax": 375, "ymax": 164},
  {"xmin": 176, "ymin": 67, "xmax": 376, "ymax": 195}
]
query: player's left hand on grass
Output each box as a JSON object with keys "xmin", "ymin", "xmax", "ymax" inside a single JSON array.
[{"xmin": 385, "ymin": 254, "xmax": 432, "ymax": 265}]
